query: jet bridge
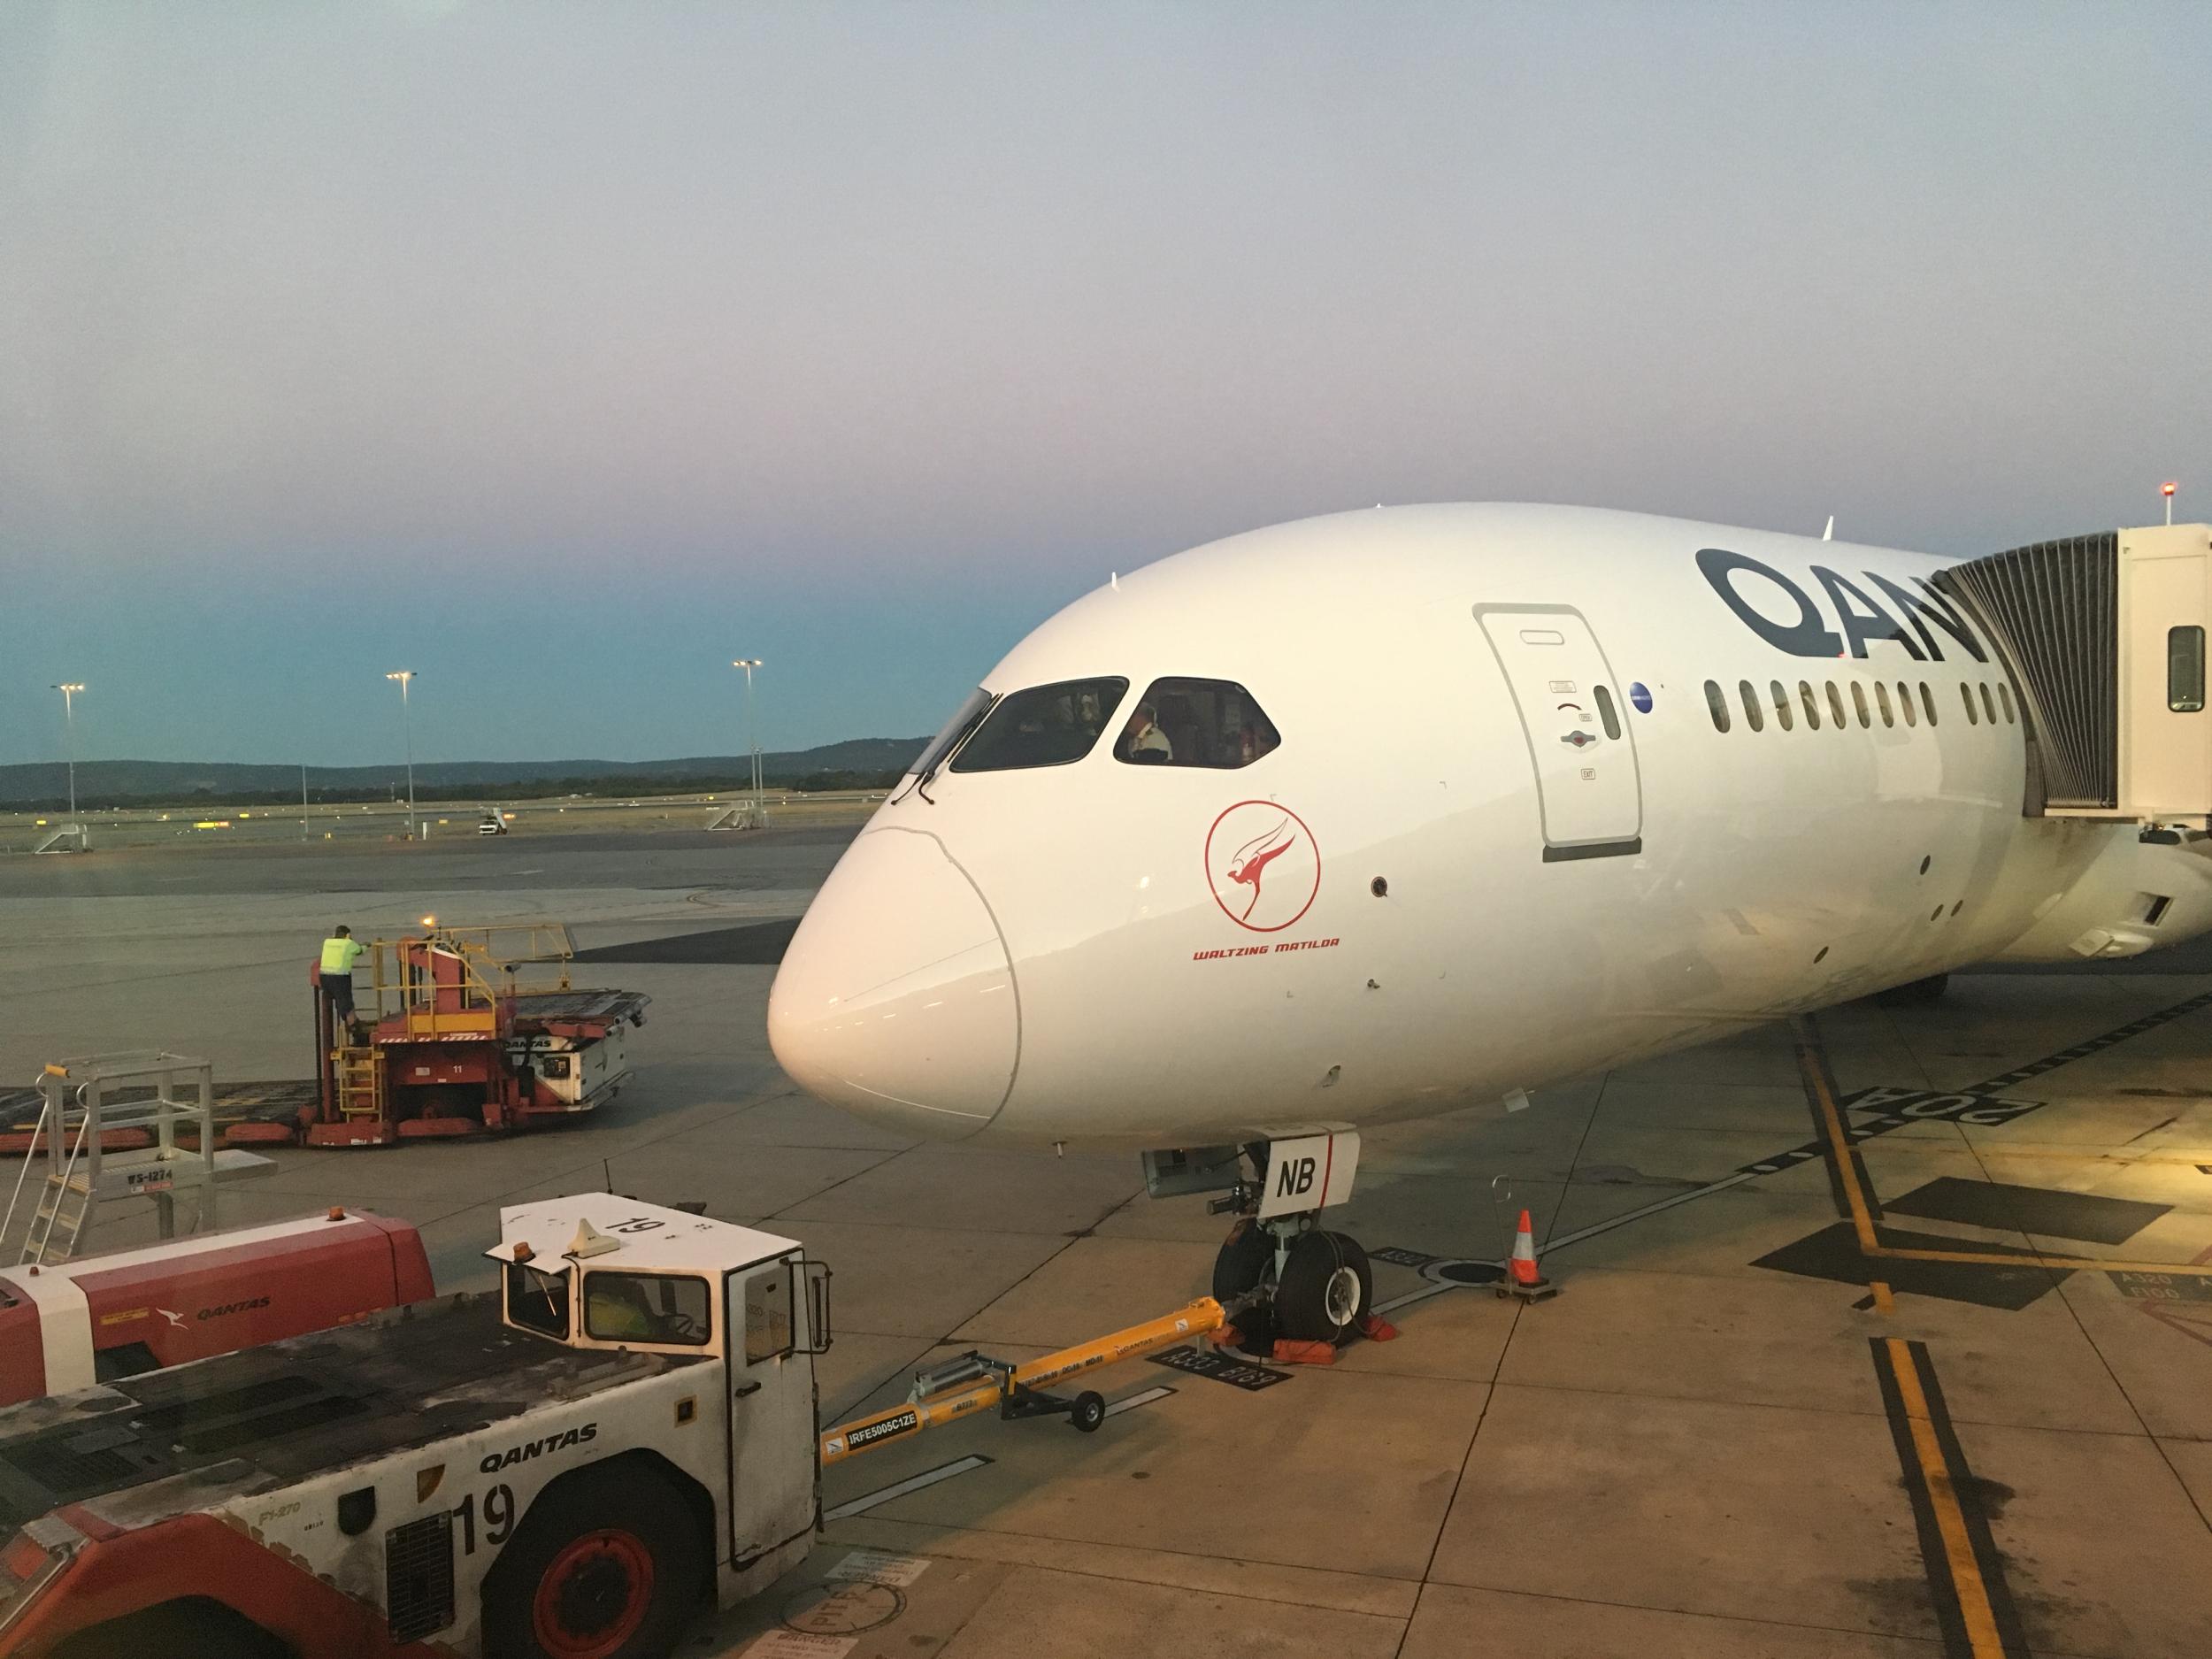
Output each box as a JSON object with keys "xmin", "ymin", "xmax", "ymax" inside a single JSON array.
[{"xmin": 1933, "ymin": 522, "xmax": 2212, "ymax": 827}]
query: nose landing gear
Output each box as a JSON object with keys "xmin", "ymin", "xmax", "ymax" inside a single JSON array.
[{"xmin": 1149, "ymin": 1135, "xmax": 1377, "ymax": 1352}]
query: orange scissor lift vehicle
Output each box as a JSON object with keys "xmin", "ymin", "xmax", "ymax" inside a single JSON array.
[{"xmin": 308, "ymin": 924, "xmax": 649, "ymax": 1147}]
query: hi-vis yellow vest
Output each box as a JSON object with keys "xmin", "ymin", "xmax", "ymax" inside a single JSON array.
[{"xmin": 320, "ymin": 937, "xmax": 365, "ymax": 976}]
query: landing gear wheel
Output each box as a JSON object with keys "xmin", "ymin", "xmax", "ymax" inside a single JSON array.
[
  {"xmin": 484, "ymin": 1466, "xmax": 704, "ymax": 1659},
  {"xmin": 1068, "ymin": 1391, "xmax": 1107, "ymax": 1432},
  {"xmin": 1211, "ymin": 1216, "xmax": 1274, "ymax": 1303},
  {"xmin": 1275, "ymin": 1231, "xmax": 1374, "ymax": 1346}
]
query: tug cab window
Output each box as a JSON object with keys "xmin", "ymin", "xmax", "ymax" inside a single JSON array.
[
  {"xmin": 950, "ymin": 677, "xmax": 1128, "ymax": 772},
  {"xmin": 505, "ymin": 1263, "xmax": 572, "ymax": 1339},
  {"xmin": 1116, "ymin": 678, "xmax": 1281, "ymax": 768},
  {"xmin": 583, "ymin": 1271, "xmax": 711, "ymax": 1347}
]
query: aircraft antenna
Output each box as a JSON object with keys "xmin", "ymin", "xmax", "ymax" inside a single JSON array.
[{"xmin": 1822, "ymin": 515, "xmax": 1834, "ymax": 541}]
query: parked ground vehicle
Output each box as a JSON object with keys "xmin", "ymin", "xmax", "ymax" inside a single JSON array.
[
  {"xmin": 0, "ymin": 1208, "xmax": 433, "ymax": 1407},
  {"xmin": 0, "ymin": 1195, "xmax": 826, "ymax": 1658}
]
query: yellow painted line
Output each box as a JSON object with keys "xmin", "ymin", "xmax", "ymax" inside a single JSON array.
[
  {"xmin": 1870, "ymin": 1280, "xmax": 1894, "ymax": 1315},
  {"xmin": 1795, "ymin": 1028, "xmax": 1879, "ymax": 1250},
  {"xmin": 1886, "ymin": 1338, "xmax": 2006, "ymax": 1658},
  {"xmin": 1795, "ymin": 1022, "xmax": 2212, "ymax": 1279}
]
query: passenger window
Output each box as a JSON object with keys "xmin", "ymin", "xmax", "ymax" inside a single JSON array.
[
  {"xmin": 584, "ymin": 1271, "xmax": 711, "ymax": 1347},
  {"xmin": 1979, "ymin": 684, "xmax": 1997, "ymax": 725},
  {"xmin": 2171, "ymin": 626, "xmax": 2205, "ymax": 712},
  {"xmin": 505, "ymin": 1263, "xmax": 572, "ymax": 1339},
  {"xmin": 1998, "ymin": 683, "xmax": 2016, "ymax": 725},
  {"xmin": 1961, "ymin": 683, "xmax": 1978, "ymax": 724},
  {"xmin": 951, "ymin": 677, "xmax": 1128, "ymax": 772},
  {"xmin": 1851, "ymin": 682, "xmax": 1870, "ymax": 727},
  {"xmin": 1826, "ymin": 682, "xmax": 1847, "ymax": 729},
  {"xmin": 1705, "ymin": 680, "xmax": 1731, "ymax": 733},
  {"xmin": 1919, "ymin": 683, "xmax": 1938, "ymax": 726},
  {"xmin": 1769, "ymin": 680, "xmax": 1793, "ymax": 732},
  {"xmin": 1875, "ymin": 683, "xmax": 1894, "ymax": 726},
  {"xmin": 1739, "ymin": 680, "xmax": 1764, "ymax": 733},
  {"xmin": 1594, "ymin": 685, "xmax": 1622, "ymax": 741},
  {"xmin": 1897, "ymin": 681, "xmax": 1916, "ymax": 727},
  {"xmin": 1115, "ymin": 678, "xmax": 1281, "ymax": 769},
  {"xmin": 1798, "ymin": 680, "xmax": 1821, "ymax": 731}
]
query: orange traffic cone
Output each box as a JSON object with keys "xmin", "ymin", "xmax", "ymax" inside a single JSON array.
[{"xmin": 1499, "ymin": 1209, "xmax": 1558, "ymax": 1303}]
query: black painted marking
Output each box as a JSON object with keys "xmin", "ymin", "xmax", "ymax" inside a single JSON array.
[
  {"xmin": 1839, "ymin": 1086, "xmax": 2043, "ymax": 1127},
  {"xmin": 1963, "ymin": 989, "xmax": 2212, "ymax": 1092},
  {"xmin": 1886, "ymin": 1176, "xmax": 2170, "ymax": 1246},
  {"xmin": 1755, "ymin": 1224, "xmax": 2067, "ymax": 1310},
  {"xmin": 572, "ymin": 917, "xmax": 799, "ymax": 965},
  {"xmin": 1146, "ymin": 1347, "xmax": 1289, "ymax": 1392},
  {"xmin": 1870, "ymin": 1339, "xmax": 2030, "ymax": 1658},
  {"xmin": 1368, "ymin": 1246, "xmax": 1439, "ymax": 1269}
]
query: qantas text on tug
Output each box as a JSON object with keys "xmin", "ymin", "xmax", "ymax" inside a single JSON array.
[{"xmin": 769, "ymin": 503, "xmax": 2212, "ymax": 1341}]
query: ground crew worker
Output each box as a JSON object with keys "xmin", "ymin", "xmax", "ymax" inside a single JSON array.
[{"xmin": 319, "ymin": 925, "xmax": 365, "ymax": 1025}]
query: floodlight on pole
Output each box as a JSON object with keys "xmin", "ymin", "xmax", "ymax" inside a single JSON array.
[
  {"xmin": 385, "ymin": 671, "xmax": 418, "ymax": 840},
  {"xmin": 50, "ymin": 684, "xmax": 84, "ymax": 825},
  {"xmin": 732, "ymin": 659, "xmax": 764, "ymax": 820}
]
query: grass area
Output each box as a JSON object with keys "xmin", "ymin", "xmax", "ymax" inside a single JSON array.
[{"xmin": 0, "ymin": 789, "xmax": 885, "ymax": 853}]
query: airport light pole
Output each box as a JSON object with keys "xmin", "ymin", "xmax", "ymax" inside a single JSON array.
[
  {"xmin": 732, "ymin": 658, "xmax": 764, "ymax": 821},
  {"xmin": 50, "ymin": 684, "xmax": 83, "ymax": 825},
  {"xmin": 386, "ymin": 671, "xmax": 417, "ymax": 840},
  {"xmin": 2166, "ymin": 481, "xmax": 2179, "ymax": 527}
]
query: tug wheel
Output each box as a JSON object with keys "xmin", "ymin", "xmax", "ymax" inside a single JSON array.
[
  {"xmin": 1276, "ymin": 1232, "xmax": 1373, "ymax": 1346},
  {"xmin": 1211, "ymin": 1216, "xmax": 1275, "ymax": 1303},
  {"xmin": 1069, "ymin": 1390, "xmax": 1108, "ymax": 1432},
  {"xmin": 486, "ymin": 1467, "xmax": 703, "ymax": 1659}
]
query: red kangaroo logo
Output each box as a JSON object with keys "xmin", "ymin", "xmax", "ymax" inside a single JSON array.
[{"xmin": 1224, "ymin": 818, "xmax": 1298, "ymax": 923}]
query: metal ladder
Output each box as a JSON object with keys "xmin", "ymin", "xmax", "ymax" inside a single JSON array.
[
  {"xmin": 0, "ymin": 1053, "xmax": 275, "ymax": 1265},
  {"xmin": 8, "ymin": 1102, "xmax": 96, "ymax": 1264},
  {"xmin": 334, "ymin": 1047, "xmax": 386, "ymax": 1118}
]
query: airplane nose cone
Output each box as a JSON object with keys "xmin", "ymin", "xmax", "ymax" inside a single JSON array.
[{"xmin": 768, "ymin": 828, "xmax": 1017, "ymax": 1136}]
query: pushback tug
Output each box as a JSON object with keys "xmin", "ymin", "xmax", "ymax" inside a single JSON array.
[{"xmin": 0, "ymin": 1195, "xmax": 1222, "ymax": 1659}]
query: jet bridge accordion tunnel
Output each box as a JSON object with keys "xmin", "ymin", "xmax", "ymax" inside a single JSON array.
[{"xmin": 1932, "ymin": 523, "xmax": 2212, "ymax": 827}]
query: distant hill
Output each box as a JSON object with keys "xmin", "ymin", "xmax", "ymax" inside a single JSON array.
[{"xmin": 0, "ymin": 738, "xmax": 932, "ymax": 809}]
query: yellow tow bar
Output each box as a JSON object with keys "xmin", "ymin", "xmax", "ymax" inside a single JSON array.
[{"xmin": 818, "ymin": 1295, "xmax": 1225, "ymax": 1466}]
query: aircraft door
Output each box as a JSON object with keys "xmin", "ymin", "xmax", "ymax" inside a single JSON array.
[
  {"xmin": 1475, "ymin": 605, "xmax": 1643, "ymax": 861},
  {"xmin": 723, "ymin": 1254, "xmax": 824, "ymax": 1566}
]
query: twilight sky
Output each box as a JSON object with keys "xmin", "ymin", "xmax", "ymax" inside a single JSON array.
[{"xmin": 4, "ymin": 3, "xmax": 2208, "ymax": 767}]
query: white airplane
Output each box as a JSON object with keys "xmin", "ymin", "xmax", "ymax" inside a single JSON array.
[{"xmin": 769, "ymin": 503, "xmax": 2212, "ymax": 1343}]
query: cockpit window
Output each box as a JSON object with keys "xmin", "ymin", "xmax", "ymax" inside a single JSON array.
[
  {"xmin": 949, "ymin": 677, "xmax": 1129, "ymax": 772},
  {"xmin": 1116, "ymin": 678, "xmax": 1281, "ymax": 769},
  {"xmin": 908, "ymin": 686, "xmax": 995, "ymax": 779}
]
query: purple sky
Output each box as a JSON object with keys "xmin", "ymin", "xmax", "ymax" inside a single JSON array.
[{"xmin": 4, "ymin": 4, "xmax": 2208, "ymax": 766}]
